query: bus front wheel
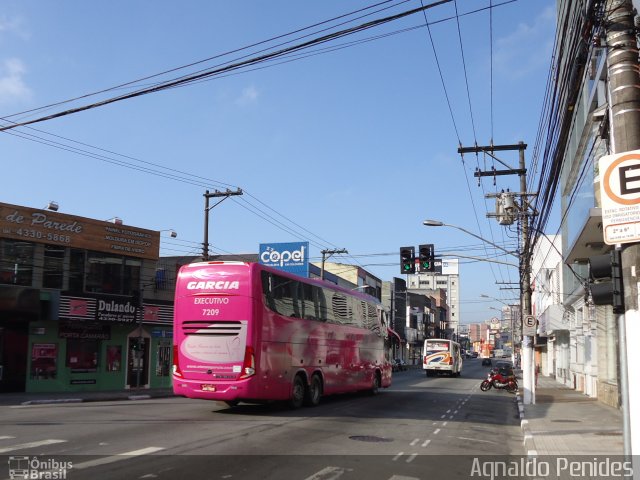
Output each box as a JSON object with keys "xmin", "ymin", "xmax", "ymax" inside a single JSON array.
[{"xmin": 289, "ymin": 374, "xmax": 306, "ymax": 409}]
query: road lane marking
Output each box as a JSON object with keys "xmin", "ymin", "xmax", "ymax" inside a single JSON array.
[
  {"xmin": 74, "ymin": 447, "xmax": 164, "ymax": 470},
  {"xmin": 433, "ymin": 429, "xmax": 441, "ymax": 435},
  {"xmin": 0, "ymin": 436, "xmax": 15, "ymax": 440},
  {"xmin": 303, "ymin": 466, "xmax": 349, "ymax": 480},
  {"xmin": 421, "ymin": 439, "xmax": 431, "ymax": 447},
  {"xmin": 410, "ymin": 439, "xmax": 419, "ymax": 446},
  {"xmin": 406, "ymin": 453, "xmax": 417, "ymax": 463},
  {"xmin": 0, "ymin": 439, "xmax": 66, "ymax": 453},
  {"xmin": 392, "ymin": 452, "xmax": 404, "ymax": 461},
  {"xmin": 456, "ymin": 436, "xmax": 497, "ymax": 445}
]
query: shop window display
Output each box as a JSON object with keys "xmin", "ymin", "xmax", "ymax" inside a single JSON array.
[{"xmin": 66, "ymin": 338, "xmax": 99, "ymax": 373}]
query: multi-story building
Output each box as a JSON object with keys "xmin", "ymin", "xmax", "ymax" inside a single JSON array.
[
  {"xmin": 550, "ymin": 1, "xmax": 634, "ymax": 407},
  {"xmin": 531, "ymin": 234, "xmax": 569, "ymax": 381},
  {"xmin": 406, "ymin": 258, "xmax": 460, "ymax": 337},
  {"xmin": 0, "ymin": 201, "xmax": 176, "ymax": 393},
  {"xmin": 311, "ymin": 261, "xmax": 382, "ymax": 300}
]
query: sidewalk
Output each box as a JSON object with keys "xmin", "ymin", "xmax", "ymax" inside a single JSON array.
[
  {"xmin": 516, "ymin": 374, "xmax": 624, "ymax": 456},
  {"xmin": 0, "ymin": 388, "xmax": 175, "ymax": 406}
]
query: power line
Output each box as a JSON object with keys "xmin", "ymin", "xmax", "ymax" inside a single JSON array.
[{"xmin": 0, "ymin": 0, "xmax": 455, "ymax": 133}]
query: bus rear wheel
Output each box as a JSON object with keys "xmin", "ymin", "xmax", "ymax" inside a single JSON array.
[
  {"xmin": 369, "ymin": 372, "xmax": 381, "ymax": 395},
  {"xmin": 304, "ymin": 374, "xmax": 322, "ymax": 407},
  {"xmin": 289, "ymin": 374, "xmax": 306, "ymax": 409}
]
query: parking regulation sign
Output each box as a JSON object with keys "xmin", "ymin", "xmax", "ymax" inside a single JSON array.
[
  {"xmin": 523, "ymin": 315, "xmax": 536, "ymax": 336},
  {"xmin": 599, "ymin": 150, "xmax": 640, "ymax": 244}
]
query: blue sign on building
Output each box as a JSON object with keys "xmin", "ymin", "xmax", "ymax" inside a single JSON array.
[{"xmin": 259, "ymin": 241, "xmax": 309, "ymax": 277}]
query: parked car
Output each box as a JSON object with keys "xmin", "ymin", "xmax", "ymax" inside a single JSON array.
[
  {"xmin": 471, "ymin": 352, "xmax": 479, "ymax": 358},
  {"xmin": 392, "ymin": 358, "xmax": 408, "ymax": 372},
  {"xmin": 481, "ymin": 358, "xmax": 492, "ymax": 366}
]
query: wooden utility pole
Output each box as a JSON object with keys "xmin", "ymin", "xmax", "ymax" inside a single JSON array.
[
  {"xmin": 320, "ymin": 248, "xmax": 348, "ymax": 280},
  {"xmin": 458, "ymin": 142, "xmax": 535, "ymax": 403},
  {"xmin": 606, "ymin": 0, "xmax": 640, "ymax": 458},
  {"xmin": 203, "ymin": 188, "xmax": 243, "ymax": 260}
]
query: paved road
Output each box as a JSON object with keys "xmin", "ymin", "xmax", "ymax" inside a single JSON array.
[{"xmin": 1, "ymin": 359, "xmax": 523, "ymax": 480}]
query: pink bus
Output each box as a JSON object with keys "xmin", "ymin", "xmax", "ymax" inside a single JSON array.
[{"xmin": 172, "ymin": 261, "xmax": 392, "ymax": 407}]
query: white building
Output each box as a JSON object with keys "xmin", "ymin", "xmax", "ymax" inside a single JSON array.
[
  {"xmin": 530, "ymin": 234, "xmax": 570, "ymax": 383},
  {"xmin": 406, "ymin": 258, "xmax": 459, "ymax": 338}
]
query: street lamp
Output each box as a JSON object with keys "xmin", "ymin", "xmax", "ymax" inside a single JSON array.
[
  {"xmin": 44, "ymin": 201, "xmax": 59, "ymax": 212},
  {"xmin": 423, "ymin": 219, "xmax": 518, "ymax": 258},
  {"xmin": 423, "ymin": 218, "xmax": 533, "ymax": 406},
  {"xmin": 161, "ymin": 229, "xmax": 178, "ymax": 238}
]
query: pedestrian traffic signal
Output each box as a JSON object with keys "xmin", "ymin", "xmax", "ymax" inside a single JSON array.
[
  {"xmin": 400, "ymin": 247, "xmax": 415, "ymax": 274},
  {"xmin": 588, "ymin": 250, "xmax": 624, "ymax": 313},
  {"xmin": 418, "ymin": 244, "xmax": 435, "ymax": 273}
]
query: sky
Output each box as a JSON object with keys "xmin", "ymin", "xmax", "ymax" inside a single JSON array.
[{"xmin": 0, "ymin": 0, "xmax": 556, "ymax": 324}]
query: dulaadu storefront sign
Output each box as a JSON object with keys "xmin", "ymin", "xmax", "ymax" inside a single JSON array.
[
  {"xmin": 60, "ymin": 296, "xmax": 138, "ymax": 324},
  {"xmin": 96, "ymin": 298, "xmax": 137, "ymax": 323}
]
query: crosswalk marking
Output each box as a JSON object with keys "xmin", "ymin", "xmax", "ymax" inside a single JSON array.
[
  {"xmin": 0, "ymin": 439, "xmax": 66, "ymax": 454},
  {"xmin": 74, "ymin": 447, "xmax": 165, "ymax": 470},
  {"xmin": 0, "ymin": 436, "xmax": 15, "ymax": 440}
]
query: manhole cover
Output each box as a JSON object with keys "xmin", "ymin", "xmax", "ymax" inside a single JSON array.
[{"xmin": 349, "ymin": 435, "xmax": 393, "ymax": 443}]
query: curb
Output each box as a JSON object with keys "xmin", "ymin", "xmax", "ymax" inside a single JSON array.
[
  {"xmin": 18, "ymin": 392, "xmax": 175, "ymax": 406},
  {"xmin": 516, "ymin": 394, "xmax": 537, "ymax": 456},
  {"xmin": 21, "ymin": 398, "xmax": 83, "ymax": 405}
]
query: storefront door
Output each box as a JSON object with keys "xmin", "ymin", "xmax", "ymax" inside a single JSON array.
[
  {"xmin": 0, "ymin": 325, "xmax": 28, "ymax": 392},
  {"xmin": 127, "ymin": 337, "xmax": 149, "ymax": 388}
]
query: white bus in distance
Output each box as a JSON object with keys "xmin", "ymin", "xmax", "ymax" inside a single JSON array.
[{"xmin": 423, "ymin": 339, "xmax": 462, "ymax": 377}]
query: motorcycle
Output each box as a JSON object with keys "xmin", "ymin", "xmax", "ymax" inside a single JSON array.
[{"xmin": 480, "ymin": 368, "xmax": 518, "ymax": 393}]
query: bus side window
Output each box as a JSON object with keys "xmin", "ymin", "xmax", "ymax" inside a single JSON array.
[
  {"xmin": 315, "ymin": 286, "xmax": 330, "ymax": 323},
  {"xmin": 271, "ymin": 274, "xmax": 298, "ymax": 318},
  {"xmin": 261, "ymin": 271, "xmax": 277, "ymax": 313},
  {"xmin": 301, "ymin": 283, "xmax": 316, "ymax": 321}
]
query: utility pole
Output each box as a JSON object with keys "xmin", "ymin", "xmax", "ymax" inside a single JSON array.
[
  {"xmin": 606, "ymin": 0, "xmax": 640, "ymax": 458},
  {"xmin": 320, "ymin": 248, "xmax": 348, "ymax": 280},
  {"xmin": 459, "ymin": 142, "xmax": 535, "ymax": 403},
  {"xmin": 203, "ymin": 188, "xmax": 243, "ymax": 261}
]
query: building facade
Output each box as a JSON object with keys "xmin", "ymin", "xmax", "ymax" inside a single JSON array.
[
  {"xmin": 0, "ymin": 201, "xmax": 175, "ymax": 393},
  {"xmin": 406, "ymin": 259, "xmax": 459, "ymax": 338},
  {"xmin": 551, "ymin": 1, "xmax": 634, "ymax": 407}
]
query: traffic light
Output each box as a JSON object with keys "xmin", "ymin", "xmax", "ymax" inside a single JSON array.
[
  {"xmin": 588, "ymin": 249, "xmax": 624, "ymax": 313},
  {"xmin": 399, "ymin": 246, "xmax": 415, "ymax": 274},
  {"xmin": 418, "ymin": 244, "xmax": 435, "ymax": 273}
]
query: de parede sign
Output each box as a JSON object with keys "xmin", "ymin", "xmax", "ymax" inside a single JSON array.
[{"xmin": 599, "ymin": 150, "xmax": 640, "ymax": 244}]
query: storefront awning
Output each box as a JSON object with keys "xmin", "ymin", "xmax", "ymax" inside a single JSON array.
[{"xmin": 387, "ymin": 328, "xmax": 403, "ymax": 343}]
